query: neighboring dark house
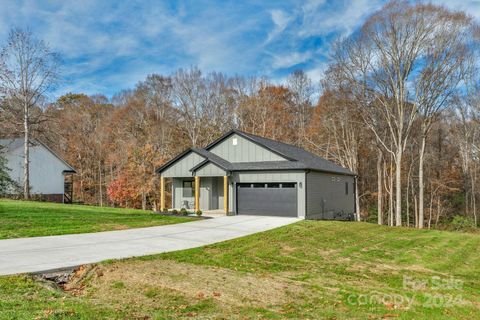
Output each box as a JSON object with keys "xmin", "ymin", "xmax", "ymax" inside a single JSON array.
[{"xmin": 157, "ymin": 130, "xmax": 357, "ymax": 220}]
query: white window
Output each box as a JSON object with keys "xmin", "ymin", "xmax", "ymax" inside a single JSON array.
[{"xmin": 232, "ymin": 138, "xmax": 238, "ymax": 146}]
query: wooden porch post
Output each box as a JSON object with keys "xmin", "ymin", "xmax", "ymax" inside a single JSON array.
[
  {"xmin": 195, "ymin": 176, "xmax": 200, "ymax": 211},
  {"xmin": 223, "ymin": 176, "xmax": 228, "ymax": 213},
  {"xmin": 160, "ymin": 176, "xmax": 165, "ymax": 211}
]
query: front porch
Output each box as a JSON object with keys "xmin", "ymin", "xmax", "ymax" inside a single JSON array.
[{"xmin": 160, "ymin": 175, "xmax": 230, "ymax": 213}]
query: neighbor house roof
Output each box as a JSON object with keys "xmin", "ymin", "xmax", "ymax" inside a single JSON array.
[
  {"xmin": 156, "ymin": 130, "xmax": 355, "ymax": 176},
  {"xmin": 0, "ymin": 138, "xmax": 76, "ymax": 173}
]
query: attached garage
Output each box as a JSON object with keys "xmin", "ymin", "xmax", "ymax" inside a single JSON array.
[
  {"xmin": 236, "ymin": 183, "xmax": 297, "ymax": 217},
  {"xmin": 157, "ymin": 129, "xmax": 357, "ymax": 220}
]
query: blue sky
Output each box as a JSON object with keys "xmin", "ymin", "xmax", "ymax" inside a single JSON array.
[{"xmin": 1, "ymin": 0, "xmax": 479, "ymax": 98}]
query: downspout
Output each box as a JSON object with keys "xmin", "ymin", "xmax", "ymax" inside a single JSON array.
[{"xmin": 354, "ymin": 175, "xmax": 358, "ymax": 221}]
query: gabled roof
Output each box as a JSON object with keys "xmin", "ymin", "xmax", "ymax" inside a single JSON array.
[
  {"xmin": 156, "ymin": 147, "xmax": 234, "ymax": 173},
  {"xmin": 0, "ymin": 138, "xmax": 76, "ymax": 173},
  {"xmin": 190, "ymin": 148, "xmax": 233, "ymax": 171},
  {"xmin": 156, "ymin": 130, "xmax": 355, "ymax": 176},
  {"xmin": 206, "ymin": 130, "xmax": 355, "ymax": 175},
  {"xmin": 205, "ymin": 129, "xmax": 296, "ymax": 161}
]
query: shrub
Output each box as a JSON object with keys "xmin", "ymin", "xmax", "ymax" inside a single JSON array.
[
  {"xmin": 196, "ymin": 210, "xmax": 203, "ymax": 216},
  {"xmin": 162, "ymin": 207, "xmax": 169, "ymax": 213},
  {"xmin": 451, "ymin": 215, "xmax": 475, "ymax": 231},
  {"xmin": 171, "ymin": 209, "xmax": 178, "ymax": 215},
  {"xmin": 180, "ymin": 208, "xmax": 188, "ymax": 215}
]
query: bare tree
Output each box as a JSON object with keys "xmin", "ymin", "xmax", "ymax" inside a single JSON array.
[
  {"xmin": 327, "ymin": 1, "xmax": 476, "ymax": 226},
  {"xmin": 204, "ymin": 72, "xmax": 236, "ymax": 136},
  {"xmin": 172, "ymin": 67, "xmax": 207, "ymax": 147},
  {"xmin": 0, "ymin": 28, "xmax": 60, "ymax": 199},
  {"xmin": 136, "ymin": 74, "xmax": 176, "ymax": 155},
  {"xmin": 453, "ymin": 90, "xmax": 480, "ymax": 227},
  {"xmin": 287, "ymin": 70, "xmax": 315, "ymax": 146},
  {"xmin": 376, "ymin": 147, "xmax": 383, "ymax": 225},
  {"xmin": 412, "ymin": 7, "xmax": 477, "ymax": 228}
]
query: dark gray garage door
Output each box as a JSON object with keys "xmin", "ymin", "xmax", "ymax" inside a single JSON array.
[{"xmin": 236, "ymin": 183, "xmax": 297, "ymax": 217}]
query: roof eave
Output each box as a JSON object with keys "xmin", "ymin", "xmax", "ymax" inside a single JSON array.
[
  {"xmin": 156, "ymin": 148, "xmax": 233, "ymax": 174},
  {"xmin": 156, "ymin": 148, "xmax": 193, "ymax": 174},
  {"xmin": 229, "ymin": 167, "xmax": 356, "ymax": 175},
  {"xmin": 189, "ymin": 159, "xmax": 231, "ymax": 173},
  {"xmin": 307, "ymin": 168, "xmax": 357, "ymax": 176},
  {"xmin": 34, "ymin": 139, "xmax": 77, "ymax": 173}
]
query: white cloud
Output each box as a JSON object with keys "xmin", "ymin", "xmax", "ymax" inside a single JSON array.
[
  {"xmin": 271, "ymin": 51, "xmax": 312, "ymax": 69},
  {"xmin": 299, "ymin": 0, "xmax": 383, "ymax": 37},
  {"xmin": 9, "ymin": 0, "xmax": 479, "ymax": 98},
  {"xmin": 267, "ymin": 9, "xmax": 293, "ymax": 42},
  {"xmin": 306, "ymin": 64, "xmax": 327, "ymax": 83}
]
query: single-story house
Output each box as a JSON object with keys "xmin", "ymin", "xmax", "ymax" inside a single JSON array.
[
  {"xmin": 0, "ymin": 138, "xmax": 76, "ymax": 203},
  {"xmin": 157, "ymin": 130, "xmax": 357, "ymax": 220}
]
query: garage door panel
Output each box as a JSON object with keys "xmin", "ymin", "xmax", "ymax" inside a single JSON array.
[{"xmin": 237, "ymin": 183, "xmax": 297, "ymax": 217}]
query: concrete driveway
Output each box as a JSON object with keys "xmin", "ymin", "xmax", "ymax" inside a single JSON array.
[{"xmin": 0, "ymin": 215, "xmax": 299, "ymax": 276}]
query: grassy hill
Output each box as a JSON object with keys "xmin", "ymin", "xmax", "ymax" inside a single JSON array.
[
  {"xmin": 0, "ymin": 199, "xmax": 194, "ymax": 239},
  {"xmin": 1, "ymin": 220, "xmax": 479, "ymax": 319}
]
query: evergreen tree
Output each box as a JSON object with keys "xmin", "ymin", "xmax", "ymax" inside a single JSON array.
[{"xmin": 0, "ymin": 147, "xmax": 17, "ymax": 195}]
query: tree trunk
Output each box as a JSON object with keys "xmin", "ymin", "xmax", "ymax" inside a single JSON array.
[
  {"xmin": 377, "ymin": 149, "xmax": 383, "ymax": 225},
  {"xmin": 414, "ymin": 196, "xmax": 418, "ymax": 228},
  {"xmin": 472, "ymin": 166, "xmax": 477, "ymax": 227},
  {"xmin": 406, "ymin": 179, "xmax": 410, "ymax": 227},
  {"xmin": 23, "ymin": 103, "xmax": 30, "ymax": 200},
  {"xmin": 428, "ymin": 187, "xmax": 433, "ymax": 229},
  {"xmin": 98, "ymin": 161, "xmax": 103, "ymax": 207},
  {"xmin": 110, "ymin": 163, "xmax": 114, "ymax": 207},
  {"xmin": 389, "ymin": 160, "xmax": 394, "ymax": 226},
  {"xmin": 395, "ymin": 150, "xmax": 402, "ymax": 226},
  {"xmin": 435, "ymin": 197, "xmax": 441, "ymax": 228},
  {"xmin": 418, "ymin": 135, "xmax": 426, "ymax": 228},
  {"xmin": 142, "ymin": 190, "xmax": 146, "ymax": 210}
]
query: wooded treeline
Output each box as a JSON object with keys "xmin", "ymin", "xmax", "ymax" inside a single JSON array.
[{"xmin": 0, "ymin": 0, "xmax": 479, "ymax": 229}]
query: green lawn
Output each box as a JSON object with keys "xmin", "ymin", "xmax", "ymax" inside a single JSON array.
[
  {"xmin": 0, "ymin": 199, "xmax": 195, "ymax": 239},
  {"xmin": 1, "ymin": 221, "xmax": 479, "ymax": 319}
]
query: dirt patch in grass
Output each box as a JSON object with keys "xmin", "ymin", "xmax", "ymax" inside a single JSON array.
[
  {"xmin": 111, "ymin": 225, "xmax": 130, "ymax": 230},
  {"xmin": 66, "ymin": 259, "xmax": 304, "ymax": 312}
]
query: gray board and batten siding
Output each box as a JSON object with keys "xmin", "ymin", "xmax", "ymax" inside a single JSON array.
[
  {"xmin": 306, "ymin": 171, "xmax": 355, "ymax": 220},
  {"xmin": 209, "ymin": 133, "xmax": 287, "ymax": 163},
  {"xmin": 172, "ymin": 177, "xmax": 224, "ymax": 210},
  {"xmin": 195, "ymin": 162, "xmax": 227, "ymax": 177},
  {"xmin": 161, "ymin": 151, "xmax": 204, "ymax": 178}
]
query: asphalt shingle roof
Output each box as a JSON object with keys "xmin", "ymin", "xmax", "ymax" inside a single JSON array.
[
  {"xmin": 190, "ymin": 148, "xmax": 234, "ymax": 171},
  {"xmin": 157, "ymin": 130, "xmax": 356, "ymax": 176},
  {"xmin": 207, "ymin": 130, "xmax": 356, "ymax": 175}
]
